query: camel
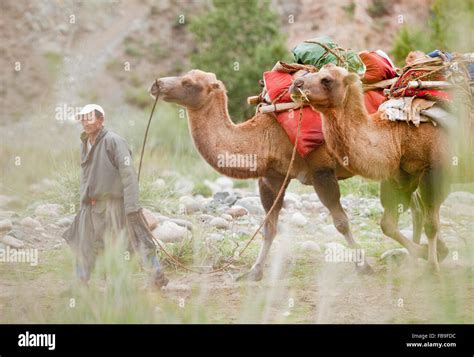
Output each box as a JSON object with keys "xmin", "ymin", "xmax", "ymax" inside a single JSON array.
[
  {"xmin": 289, "ymin": 63, "xmax": 472, "ymax": 273},
  {"xmin": 149, "ymin": 69, "xmax": 374, "ymax": 280}
]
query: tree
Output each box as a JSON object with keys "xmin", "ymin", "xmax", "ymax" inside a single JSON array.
[{"xmin": 189, "ymin": 0, "xmax": 289, "ymax": 121}]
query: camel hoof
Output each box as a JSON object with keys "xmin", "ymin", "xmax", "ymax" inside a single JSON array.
[
  {"xmin": 236, "ymin": 268, "xmax": 263, "ymax": 282},
  {"xmin": 355, "ymin": 262, "xmax": 374, "ymax": 275}
]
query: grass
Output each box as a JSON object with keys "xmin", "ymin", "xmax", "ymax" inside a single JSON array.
[{"xmin": 44, "ymin": 51, "xmax": 63, "ymax": 78}]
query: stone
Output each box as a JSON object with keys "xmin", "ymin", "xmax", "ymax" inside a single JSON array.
[
  {"xmin": 0, "ymin": 219, "xmax": 13, "ymax": 232},
  {"xmin": 55, "ymin": 217, "xmax": 73, "ymax": 227},
  {"xmin": 21, "ymin": 217, "xmax": 42, "ymax": 228},
  {"xmin": 299, "ymin": 240, "xmax": 321, "ymax": 252},
  {"xmin": 152, "ymin": 221, "xmax": 189, "ymax": 243},
  {"xmin": 1, "ymin": 235, "xmax": 25, "ymax": 248},
  {"xmin": 0, "ymin": 211, "xmax": 17, "ymax": 219},
  {"xmin": 179, "ymin": 196, "xmax": 201, "ymax": 214},
  {"xmin": 290, "ymin": 212, "xmax": 307, "ymax": 227},
  {"xmin": 198, "ymin": 214, "xmax": 215, "ymax": 223},
  {"xmin": 283, "ymin": 192, "xmax": 302, "ymax": 209},
  {"xmin": 142, "ymin": 208, "xmax": 159, "ymax": 230},
  {"xmin": 8, "ymin": 229, "xmax": 25, "ymax": 241},
  {"xmin": 209, "ymin": 217, "xmax": 230, "ymax": 229},
  {"xmin": 168, "ymin": 218, "xmax": 193, "ymax": 231},
  {"xmin": 234, "ymin": 197, "xmax": 264, "ymax": 215},
  {"xmin": 34, "ymin": 203, "xmax": 63, "ymax": 218},
  {"xmin": 322, "ymin": 224, "xmax": 338, "ymax": 236},
  {"xmin": 226, "ymin": 205, "xmax": 248, "ymax": 218},
  {"xmin": 213, "ymin": 191, "xmax": 230, "ymax": 204},
  {"xmin": 221, "ymin": 214, "xmax": 233, "ymax": 221},
  {"xmin": 306, "ymin": 193, "xmax": 319, "ymax": 202}
]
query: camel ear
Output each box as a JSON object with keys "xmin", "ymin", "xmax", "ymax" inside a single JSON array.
[{"xmin": 343, "ymin": 73, "xmax": 359, "ymax": 86}]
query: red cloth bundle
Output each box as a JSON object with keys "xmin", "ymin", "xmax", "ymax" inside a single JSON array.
[
  {"xmin": 359, "ymin": 51, "xmax": 398, "ymax": 84},
  {"xmin": 391, "ymin": 68, "xmax": 451, "ymax": 103},
  {"xmin": 263, "ymin": 70, "xmax": 389, "ymax": 157}
]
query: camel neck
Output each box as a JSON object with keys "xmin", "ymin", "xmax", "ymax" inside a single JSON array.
[
  {"xmin": 319, "ymin": 84, "xmax": 393, "ymax": 180},
  {"xmin": 185, "ymin": 91, "xmax": 259, "ymax": 178}
]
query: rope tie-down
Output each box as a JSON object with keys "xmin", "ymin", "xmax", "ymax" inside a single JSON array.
[{"xmin": 136, "ymin": 83, "xmax": 304, "ymax": 274}]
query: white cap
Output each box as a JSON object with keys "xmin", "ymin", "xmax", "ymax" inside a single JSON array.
[{"xmin": 76, "ymin": 104, "xmax": 105, "ymax": 119}]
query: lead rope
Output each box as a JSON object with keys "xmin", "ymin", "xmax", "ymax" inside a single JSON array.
[
  {"xmin": 138, "ymin": 79, "xmax": 160, "ymax": 184},
  {"xmin": 138, "ymin": 82, "xmax": 304, "ymax": 274}
]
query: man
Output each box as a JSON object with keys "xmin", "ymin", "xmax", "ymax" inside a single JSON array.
[{"xmin": 63, "ymin": 104, "xmax": 168, "ymax": 288}]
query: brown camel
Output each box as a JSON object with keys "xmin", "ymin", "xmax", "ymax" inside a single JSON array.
[
  {"xmin": 289, "ymin": 63, "xmax": 472, "ymax": 273},
  {"xmin": 149, "ymin": 69, "xmax": 374, "ymax": 280}
]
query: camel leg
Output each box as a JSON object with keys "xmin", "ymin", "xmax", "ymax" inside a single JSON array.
[
  {"xmin": 410, "ymin": 190, "xmax": 449, "ymax": 262},
  {"xmin": 410, "ymin": 191, "xmax": 424, "ymax": 244},
  {"xmin": 380, "ymin": 180, "xmax": 424, "ymax": 258},
  {"xmin": 237, "ymin": 175, "xmax": 287, "ymax": 281},
  {"xmin": 418, "ymin": 168, "xmax": 449, "ymax": 274},
  {"xmin": 312, "ymin": 170, "xmax": 373, "ymax": 274}
]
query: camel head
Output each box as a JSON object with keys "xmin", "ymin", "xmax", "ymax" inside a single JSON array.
[
  {"xmin": 289, "ymin": 63, "xmax": 360, "ymax": 110},
  {"xmin": 149, "ymin": 69, "xmax": 224, "ymax": 110}
]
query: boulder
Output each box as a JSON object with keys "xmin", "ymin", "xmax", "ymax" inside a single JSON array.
[
  {"xmin": 2, "ymin": 235, "xmax": 25, "ymax": 248},
  {"xmin": 291, "ymin": 212, "xmax": 307, "ymax": 227},
  {"xmin": 168, "ymin": 218, "xmax": 193, "ymax": 231},
  {"xmin": 209, "ymin": 217, "xmax": 230, "ymax": 229},
  {"xmin": 34, "ymin": 203, "xmax": 63, "ymax": 218},
  {"xmin": 179, "ymin": 196, "xmax": 202, "ymax": 214},
  {"xmin": 55, "ymin": 217, "xmax": 74, "ymax": 228},
  {"xmin": 234, "ymin": 197, "xmax": 264, "ymax": 215},
  {"xmin": 21, "ymin": 217, "xmax": 42, "ymax": 229},
  {"xmin": 0, "ymin": 219, "xmax": 13, "ymax": 232},
  {"xmin": 226, "ymin": 205, "xmax": 248, "ymax": 218},
  {"xmin": 152, "ymin": 221, "xmax": 189, "ymax": 243}
]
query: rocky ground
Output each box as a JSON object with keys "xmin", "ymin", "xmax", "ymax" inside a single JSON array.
[{"xmin": 0, "ymin": 175, "xmax": 473, "ymax": 323}]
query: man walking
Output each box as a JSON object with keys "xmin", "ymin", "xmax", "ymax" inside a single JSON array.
[{"xmin": 63, "ymin": 104, "xmax": 168, "ymax": 288}]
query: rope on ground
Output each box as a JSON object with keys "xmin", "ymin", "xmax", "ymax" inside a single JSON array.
[{"xmin": 137, "ymin": 90, "xmax": 304, "ymax": 274}]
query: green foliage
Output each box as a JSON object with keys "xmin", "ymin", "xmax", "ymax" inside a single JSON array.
[
  {"xmin": 367, "ymin": 0, "xmax": 391, "ymax": 18},
  {"xmin": 339, "ymin": 177, "xmax": 380, "ymax": 198},
  {"xmin": 189, "ymin": 0, "xmax": 290, "ymax": 121},
  {"xmin": 342, "ymin": 1, "xmax": 356, "ymax": 19},
  {"xmin": 391, "ymin": 0, "xmax": 474, "ymax": 65},
  {"xmin": 44, "ymin": 51, "xmax": 63, "ymax": 78},
  {"xmin": 391, "ymin": 27, "xmax": 432, "ymax": 66}
]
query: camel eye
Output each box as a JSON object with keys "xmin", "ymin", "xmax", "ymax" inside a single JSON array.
[
  {"xmin": 321, "ymin": 77, "xmax": 333, "ymax": 88},
  {"xmin": 182, "ymin": 78, "xmax": 193, "ymax": 87}
]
